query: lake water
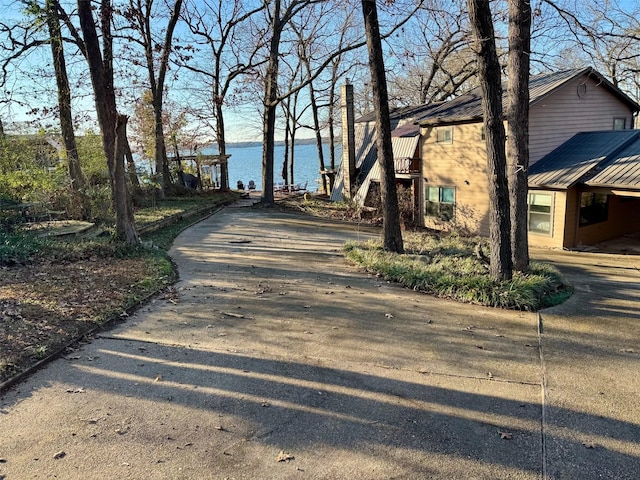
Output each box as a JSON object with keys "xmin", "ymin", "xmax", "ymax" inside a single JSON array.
[{"xmin": 226, "ymin": 143, "xmax": 341, "ymax": 192}]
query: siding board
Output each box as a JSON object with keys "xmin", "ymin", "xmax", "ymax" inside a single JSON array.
[{"xmin": 529, "ymin": 76, "xmax": 634, "ymax": 164}]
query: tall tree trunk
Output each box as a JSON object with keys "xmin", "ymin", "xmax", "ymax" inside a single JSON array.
[
  {"xmin": 309, "ymin": 84, "xmax": 328, "ymax": 194},
  {"xmin": 153, "ymin": 97, "xmax": 170, "ymax": 195},
  {"xmin": 289, "ymin": 125, "xmax": 295, "ymax": 187},
  {"xmin": 508, "ymin": 0, "xmax": 532, "ymax": 272},
  {"xmin": 125, "ymin": 139, "xmax": 142, "ymax": 197},
  {"xmin": 260, "ymin": 0, "xmax": 281, "ymax": 207},
  {"xmin": 282, "ymin": 117, "xmax": 290, "ymax": 187},
  {"xmin": 114, "ymin": 115, "xmax": 139, "ymax": 243},
  {"xmin": 361, "ymin": 0, "xmax": 404, "ymax": 253},
  {"xmin": 78, "ymin": 0, "xmax": 138, "ymax": 244},
  {"xmin": 467, "ymin": 0, "xmax": 512, "ymax": 281},
  {"xmin": 145, "ymin": 0, "xmax": 184, "ymax": 197},
  {"xmin": 299, "ymin": 48, "xmax": 328, "ymax": 194},
  {"xmin": 327, "ymin": 85, "xmax": 337, "ymax": 194},
  {"xmin": 46, "ymin": 0, "xmax": 86, "ymax": 199},
  {"xmin": 215, "ymin": 102, "xmax": 229, "ymax": 190}
]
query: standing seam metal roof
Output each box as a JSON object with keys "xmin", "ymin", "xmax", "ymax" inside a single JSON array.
[
  {"xmin": 528, "ymin": 130, "xmax": 640, "ymax": 189},
  {"xmin": 586, "ymin": 137, "xmax": 640, "ymax": 188}
]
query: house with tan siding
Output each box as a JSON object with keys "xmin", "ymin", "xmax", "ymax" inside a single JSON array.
[{"xmin": 416, "ymin": 67, "xmax": 640, "ymax": 248}]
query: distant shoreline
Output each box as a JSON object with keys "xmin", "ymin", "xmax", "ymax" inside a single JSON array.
[{"xmin": 227, "ymin": 138, "xmax": 337, "ymax": 149}]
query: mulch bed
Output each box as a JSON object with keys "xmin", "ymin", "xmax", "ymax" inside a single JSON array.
[{"xmin": 0, "ymin": 257, "xmax": 161, "ymax": 384}]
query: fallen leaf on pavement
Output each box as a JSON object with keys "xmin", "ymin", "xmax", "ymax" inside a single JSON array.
[{"xmin": 276, "ymin": 451, "xmax": 295, "ymax": 462}]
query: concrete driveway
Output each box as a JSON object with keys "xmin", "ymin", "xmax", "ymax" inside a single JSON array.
[{"xmin": 0, "ymin": 202, "xmax": 638, "ymax": 479}]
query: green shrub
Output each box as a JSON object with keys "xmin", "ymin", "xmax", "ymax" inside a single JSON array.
[
  {"xmin": 0, "ymin": 230, "xmax": 48, "ymax": 266},
  {"xmin": 344, "ymin": 237, "xmax": 573, "ymax": 311}
]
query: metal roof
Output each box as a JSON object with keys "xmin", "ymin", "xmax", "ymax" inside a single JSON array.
[
  {"xmin": 390, "ymin": 134, "xmax": 420, "ymax": 160},
  {"xmin": 331, "ymin": 111, "xmax": 423, "ymax": 202},
  {"xmin": 352, "ymin": 133, "xmax": 420, "ymax": 205},
  {"xmin": 586, "ymin": 137, "xmax": 640, "ymax": 189},
  {"xmin": 355, "ymin": 101, "xmax": 446, "ymax": 124},
  {"xmin": 528, "ymin": 130, "xmax": 640, "ymax": 189},
  {"xmin": 417, "ymin": 67, "xmax": 640, "ymax": 127}
]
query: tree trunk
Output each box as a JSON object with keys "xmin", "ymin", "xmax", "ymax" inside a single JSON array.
[
  {"xmin": 309, "ymin": 84, "xmax": 328, "ymax": 194},
  {"xmin": 154, "ymin": 97, "xmax": 170, "ymax": 195},
  {"xmin": 467, "ymin": 0, "xmax": 512, "ymax": 281},
  {"xmin": 361, "ymin": 0, "xmax": 404, "ymax": 253},
  {"xmin": 215, "ymin": 102, "xmax": 229, "ymax": 190},
  {"xmin": 78, "ymin": 0, "xmax": 138, "ymax": 244},
  {"xmin": 260, "ymin": 0, "xmax": 281, "ymax": 207},
  {"xmin": 46, "ymin": 0, "xmax": 87, "ymax": 201},
  {"xmin": 507, "ymin": 0, "xmax": 532, "ymax": 272},
  {"xmin": 327, "ymin": 85, "xmax": 337, "ymax": 193},
  {"xmin": 145, "ymin": 0, "xmax": 183, "ymax": 197},
  {"xmin": 289, "ymin": 125, "xmax": 295, "ymax": 187},
  {"xmin": 125, "ymin": 139, "xmax": 142, "ymax": 197},
  {"xmin": 282, "ymin": 117, "xmax": 290, "ymax": 187},
  {"xmin": 114, "ymin": 115, "xmax": 139, "ymax": 243}
]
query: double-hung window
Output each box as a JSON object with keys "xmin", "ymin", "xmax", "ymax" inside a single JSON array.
[
  {"xmin": 426, "ymin": 186, "xmax": 455, "ymax": 221},
  {"xmin": 528, "ymin": 193, "xmax": 553, "ymax": 235}
]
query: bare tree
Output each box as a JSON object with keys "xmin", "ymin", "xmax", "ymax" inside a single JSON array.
[
  {"xmin": 121, "ymin": 0, "xmax": 184, "ymax": 196},
  {"xmin": 387, "ymin": 0, "xmax": 477, "ymax": 105},
  {"xmin": 361, "ymin": 0, "xmax": 403, "ymax": 253},
  {"xmin": 543, "ymin": 0, "xmax": 640, "ymax": 100},
  {"xmin": 260, "ymin": 0, "xmax": 318, "ymax": 206},
  {"xmin": 507, "ymin": 0, "xmax": 532, "ymax": 272},
  {"xmin": 290, "ymin": 4, "xmax": 359, "ymax": 195},
  {"xmin": 78, "ymin": 0, "xmax": 138, "ymax": 243},
  {"xmin": 180, "ymin": 0, "xmax": 266, "ymax": 190},
  {"xmin": 467, "ymin": 0, "xmax": 512, "ymax": 281},
  {"xmin": 45, "ymin": 0, "xmax": 87, "ymax": 198}
]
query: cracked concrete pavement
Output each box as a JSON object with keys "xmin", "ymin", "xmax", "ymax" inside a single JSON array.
[{"xmin": 1, "ymin": 199, "xmax": 638, "ymax": 479}]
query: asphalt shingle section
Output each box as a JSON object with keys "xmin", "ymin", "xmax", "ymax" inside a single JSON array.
[{"xmin": 416, "ymin": 67, "xmax": 639, "ymax": 127}]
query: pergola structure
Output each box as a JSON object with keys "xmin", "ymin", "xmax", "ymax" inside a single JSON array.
[{"xmin": 168, "ymin": 153, "xmax": 231, "ymax": 190}]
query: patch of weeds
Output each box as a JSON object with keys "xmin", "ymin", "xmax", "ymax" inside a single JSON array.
[
  {"xmin": 344, "ymin": 237, "xmax": 572, "ymax": 311},
  {"xmin": 0, "ymin": 229, "xmax": 49, "ymax": 266}
]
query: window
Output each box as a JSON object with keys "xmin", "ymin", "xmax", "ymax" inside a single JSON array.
[
  {"xmin": 580, "ymin": 192, "xmax": 609, "ymax": 226},
  {"xmin": 528, "ymin": 192, "xmax": 553, "ymax": 235},
  {"xmin": 436, "ymin": 127, "xmax": 453, "ymax": 144},
  {"xmin": 426, "ymin": 186, "xmax": 455, "ymax": 221},
  {"xmin": 613, "ymin": 118, "xmax": 626, "ymax": 130}
]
